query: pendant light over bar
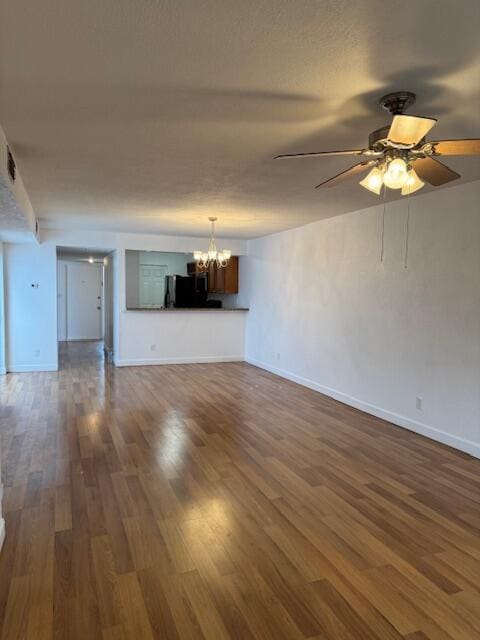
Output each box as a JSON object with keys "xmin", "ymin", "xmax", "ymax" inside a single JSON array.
[{"xmin": 194, "ymin": 217, "xmax": 231, "ymax": 269}]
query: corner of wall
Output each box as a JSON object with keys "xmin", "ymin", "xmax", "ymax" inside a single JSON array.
[
  {"xmin": 0, "ymin": 242, "xmax": 5, "ymax": 374},
  {"xmin": 243, "ymin": 182, "xmax": 480, "ymax": 458}
]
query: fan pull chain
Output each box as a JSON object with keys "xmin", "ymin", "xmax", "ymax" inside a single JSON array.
[
  {"xmin": 404, "ymin": 193, "xmax": 411, "ymax": 269},
  {"xmin": 380, "ymin": 184, "xmax": 386, "ymax": 262}
]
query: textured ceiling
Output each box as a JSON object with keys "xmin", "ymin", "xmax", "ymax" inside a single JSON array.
[{"xmin": 1, "ymin": 0, "xmax": 479, "ymax": 239}]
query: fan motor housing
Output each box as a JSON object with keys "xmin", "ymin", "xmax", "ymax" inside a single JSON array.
[
  {"xmin": 369, "ymin": 126, "xmax": 390, "ymax": 150},
  {"xmin": 379, "ymin": 91, "xmax": 416, "ymax": 115}
]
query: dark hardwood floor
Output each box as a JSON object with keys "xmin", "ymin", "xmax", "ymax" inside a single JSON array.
[{"xmin": 0, "ymin": 341, "xmax": 479, "ymax": 639}]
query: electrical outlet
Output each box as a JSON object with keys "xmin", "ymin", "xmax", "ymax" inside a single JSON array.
[
  {"xmin": 276, "ymin": 352, "xmax": 280, "ymax": 360},
  {"xmin": 34, "ymin": 349, "xmax": 40, "ymax": 358},
  {"xmin": 416, "ymin": 396, "xmax": 423, "ymax": 411},
  {"xmin": 150, "ymin": 344, "xmax": 156, "ymax": 351}
]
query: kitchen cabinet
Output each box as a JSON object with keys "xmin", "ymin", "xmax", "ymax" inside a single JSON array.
[
  {"xmin": 187, "ymin": 257, "xmax": 239, "ymax": 294},
  {"xmin": 187, "ymin": 262, "xmax": 204, "ymax": 275}
]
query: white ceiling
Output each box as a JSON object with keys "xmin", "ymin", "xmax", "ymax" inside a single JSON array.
[{"xmin": 1, "ymin": 0, "xmax": 479, "ymax": 239}]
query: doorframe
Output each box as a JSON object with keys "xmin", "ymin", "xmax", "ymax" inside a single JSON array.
[
  {"xmin": 57, "ymin": 261, "xmax": 68, "ymax": 341},
  {"xmin": 56, "ymin": 247, "xmax": 116, "ymax": 361},
  {"xmin": 103, "ymin": 251, "xmax": 115, "ymax": 361}
]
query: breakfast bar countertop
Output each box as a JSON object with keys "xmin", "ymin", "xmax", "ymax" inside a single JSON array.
[{"xmin": 125, "ymin": 307, "xmax": 249, "ymax": 312}]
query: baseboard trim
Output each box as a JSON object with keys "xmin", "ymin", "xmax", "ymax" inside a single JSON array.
[
  {"xmin": 245, "ymin": 357, "xmax": 480, "ymax": 459},
  {"xmin": 114, "ymin": 355, "xmax": 244, "ymax": 367},
  {"xmin": 7, "ymin": 363, "xmax": 58, "ymax": 373}
]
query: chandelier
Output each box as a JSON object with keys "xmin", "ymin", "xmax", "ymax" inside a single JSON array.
[
  {"xmin": 194, "ymin": 217, "xmax": 231, "ymax": 268},
  {"xmin": 359, "ymin": 155, "xmax": 424, "ymax": 196}
]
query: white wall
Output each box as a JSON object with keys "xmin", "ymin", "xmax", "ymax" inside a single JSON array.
[
  {"xmin": 0, "ymin": 244, "xmax": 5, "ymax": 549},
  {"xmin": 4, "ymin": 242, "xmax": 58, "ymax": 371},
  {"xmin": 41, "ymin": 228, "xmax": 246, "ymax": 257},
  {"xmin": 0, "ymin": 242, "xmax": 4, "ymax": 551},
  {"xmin": 139, "ymin": 251, "xmax": 192, "ymax": 273},
  {"xmin": 3, "ymin": 228, "xmax": 246, "ymax": 371},
  {"xmin": 118, "ymin": 309, "xmax": 246, "ymax": 365},
  {"xmin": 244, "ymin": 181, "xmax": 480, "ymax": 458},
  {"xmin": 0, "ymin": 242, "xmax": 6, "ymax": 374}
]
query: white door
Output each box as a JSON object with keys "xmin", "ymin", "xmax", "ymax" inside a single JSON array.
[
  {"xmin": 140, "ymin": 266, "xmax": 167, "ymax": 307},
  {"xmin": 57, "ymin": 262, "xmax": 67, "ymax": 341},
  {"xmin": 66, "ymin": 262, "xmax": 102, "ymax": 340}
]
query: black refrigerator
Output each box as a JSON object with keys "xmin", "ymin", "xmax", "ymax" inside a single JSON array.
[{"xmin": 164, "ymin": 274, "xmax": 208, "ymax": 308}]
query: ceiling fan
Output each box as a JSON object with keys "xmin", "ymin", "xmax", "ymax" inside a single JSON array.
[{"xmin": 275, "ymin": 91, "xmax": 480, "ymax": 196}]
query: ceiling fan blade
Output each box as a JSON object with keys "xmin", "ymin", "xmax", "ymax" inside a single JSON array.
[
  {"xmin": 430, "ymin": 139, "xmax": 480, "ymax": 156},
  {"xmin": 315, "ymin": 160, "xmax": 376, "ymax": 188},
  {"xmin": 275, "ymin": 149, "xmax": 366, "ymax": 160},
  {"xmin": 413, "ymin": 156, "xmax": 460, "ymax": 186},
  {"xmin": 388, "ymin": 114, "xmax": 437, "ymax": 146}
]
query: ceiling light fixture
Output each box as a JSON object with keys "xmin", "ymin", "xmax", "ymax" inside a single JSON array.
[
  {"xmin": 401, "ymin": 168, "xmax": 424, "ymax": 195},
  {"xmin": 382, "ymin": 157, "xmax": 409, "ymax": 189},
  {"xmin": 359, "ymin": 166, "xmax": 384, "ymax": 195},
  {"xmin": 275, "ymin": 91, "xmax": 480, "ymax": 196},
  {"xmin": 359, "ymin": 156, "xmax": 425, "ymax": 195},
  {"xmin": 194, "ymin": 217, "xmax": 231, "ymax": 269}
]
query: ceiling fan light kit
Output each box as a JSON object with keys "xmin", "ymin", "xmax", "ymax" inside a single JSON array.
[
  {"xmin": 382, "ymin": 157, "xmax": 409, "ymax": 189},
  {"xmin": 359, "ymin": 166, "xmax": 384, "ymax": 194},
  {"xmin": 194, "ymin": 217, "xmax": 231, "ymax": 269},
  {"xmin": 401, "ymin": 168, "xmax": 424, "ymax": 195},
  {"xmin": 275, "ymin": 91, "xmax": 479, "ymax": 197}
]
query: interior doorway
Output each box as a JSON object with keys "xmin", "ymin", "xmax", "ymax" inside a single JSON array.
[{"xmin": 56, "ymin": 247, "xmax": 115, "ymax": 360}]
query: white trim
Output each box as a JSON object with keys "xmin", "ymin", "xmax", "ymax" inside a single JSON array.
[
  {"xmin": 0, "ymin": 518, "xmax": 5, "ymax": 553},
  {"xmin": 7, "ymin": 363, "xmax": 58, "ymax": 372},
  {"xmin": 245, "ymin": 357, "xmax": 480, "ymax": 459},
  {"xmin": 0, "ymin": 482, "xmax": 4, "ymax": 552},
  {"xmin": 114, "ymin": 355, "xmax": 244, "ymax": 367}
]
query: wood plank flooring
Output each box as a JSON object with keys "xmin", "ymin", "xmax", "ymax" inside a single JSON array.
[{"xmin": 1, "ymin": 340, "xmax": 479, "ymax": 639}]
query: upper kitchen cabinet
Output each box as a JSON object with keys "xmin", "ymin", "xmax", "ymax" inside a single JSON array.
[
  {"xmin": 224, "ymin": 256, "xmax": 239, "ymax": 293},
  {"xmin": 187, "ymin": 257, "xmax": 239, "ymax": 294}
]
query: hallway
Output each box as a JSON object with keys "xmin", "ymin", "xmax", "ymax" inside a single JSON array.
[
  {"xmin": 58, "ymin": 340, "xmax": 106, "ymax": 371},
  {"xmin": 0, "ymin": 344, "xmax": 480, "ymax": 639}
]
